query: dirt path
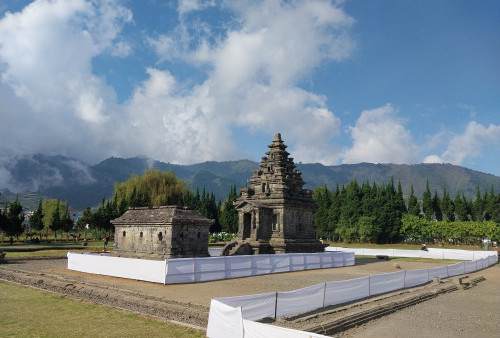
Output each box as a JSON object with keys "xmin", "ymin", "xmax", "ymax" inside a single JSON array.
[{"xmin": 1, "ymin": 257, "xmax": 498, "ymax": 336}]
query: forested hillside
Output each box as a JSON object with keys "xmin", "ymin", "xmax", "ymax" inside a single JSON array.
[{"xmin": 1, "ymin": 154, "xmax": 500, "ymax": 210}]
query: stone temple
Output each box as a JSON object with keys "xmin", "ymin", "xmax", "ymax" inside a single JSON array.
[
  {"xmin": 111, "ymin": 206, "xmax": 213, "ymax": 259},
  {"xmin": 221, "ymin": 133, "xmax": 324, "ymax": 255}
]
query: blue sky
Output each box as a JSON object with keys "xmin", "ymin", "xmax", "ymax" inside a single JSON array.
[{"xmin": 1, "ymin": 0, "xmax": 499, "ymax": 178}]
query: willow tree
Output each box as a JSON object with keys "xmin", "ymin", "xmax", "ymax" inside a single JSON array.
[{"xmin": 112, "ymin": 169, "xmax": 191, "ymax": 209}]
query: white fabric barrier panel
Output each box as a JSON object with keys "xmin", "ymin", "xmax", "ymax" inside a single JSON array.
[
  {"xmin": 324, "ymin": 276, "xmax": 370, "ymax": 307},
  {"xmin": 290, "ymin": 254, "xmax": 305, "ymax": 271},
  {"xmin": 67, "ymin": 252, "xmax": 166, "ymax": 284},
  {"xmin": 369, "ymin": 270, "xmax": 405, "ymax": 296},
  {"xmin": 165, "ymin": 258, "xmax": 195, "ymax": 284},
  {"xmin": 343, "ymin": 252, "xmax": 355, "ymax": 266},
  {"xmin": 392, "ymin": 249, "xmax": 423, "ymax": 258},
  {"xmin": 252, "ymin": 255, "xmax": 272, "ymax": 275},
  {"xmin": 269, "ymin": 254, "xmax": 291, "ymax": 273},
  {"xmin": 195, "ymin": 256, "xmax": 227, "ymax": 282},
  {"xmin": 217, "ymin": 292, "xmax": 277, "ymax": 321},
  {"xmin": 226, "ymin": 256, "xmax": 253, "ymax": 279},
  {"xmin": 404, "ymin": 268, "xmax": 429, "ymax": 288},
  {"xmin": 242, "ymin": 319, "xmax": 330, "ymax": 338},
  {"xmin": 207, "ymin": 300, "xmax": 243, "ymax": 338},
  {"xmin": 163, "ymin": 252, "xmax": 351, "ymax": 284},
  {"xmin": 276, "ymin": 283, "xmax": 325, "ymax": 317},
  {"xmin": 441, "ymin": 249, "xmax": 474, "ymax": 261},
  {"xmin": 447, "ymin": 262, "xmax": 465, "ymax": 277},
  {"xmin": 464, "ymin": 260, "xmax": 477, "ymax": 273},
  {"xmin": 320, "ymin": 252, "xmax": 334, "ymax": 268},
  {"xmin": 428, "ymin": 266, "xmax": 448, "ymax": 279},
  {"xmin": 305, "ymin": 253, "xmax": 322, "ymax": 270}
]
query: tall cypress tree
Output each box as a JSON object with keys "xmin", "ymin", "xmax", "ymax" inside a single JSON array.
[
  {"xmin": 407, "ymin": 184, "xmax": 420, "ymax": 216},
  {"xmin": 471, "ymin": 185, "xmax": 484, "ymax": 221},
  {"xmin": 432, "ymin": 192, "xmax": 442, "ymax": 221},
  {"xmin": 422, "ymin": 180, "xmax": 433, "ymax": 221},
  {"xmin": 327, "ymin": 184, "xmax": 341, "ymax": 241},
  {"xmin": 440, "ymin": 186, "xmax": 455, "ymax": 221},
  {"xmin": 219, "ymin": 184, "xmax": 238, "ymax": 233},
  {"xmin": 30, "ymin": 198, "xmax": 45, "ymax": 232}
]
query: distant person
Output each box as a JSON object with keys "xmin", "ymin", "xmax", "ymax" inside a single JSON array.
[
  {"xmin": 82, "ymin": 239, "xmax": 88, "ymax": 247},
  {"xmin": 103, "ymin": 232, "xmax": 110, "ymax": 251},
  {"xmin": 421, "ymin": 243, "xmax": 428, "ymax": 252}
]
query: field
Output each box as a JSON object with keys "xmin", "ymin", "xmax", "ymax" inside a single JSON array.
[
  {"xmin": 0, "ymin": 281, "xmax": 204, "ymax": 338},
  {"xmin": 0, "ymin": 243, "xmax": 498, "ymax": 337}
]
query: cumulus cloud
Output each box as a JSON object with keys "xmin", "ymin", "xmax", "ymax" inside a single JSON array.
[
  {"xmin": 125, "ymin": 0, "xmax": 354, "ymax": 164},
  {"xmin": 433, "ymin": 121, "xmax": 500, "ymax": 166},
  {"xmin": 342, "ymin": 104, "xmax": 419, "ymax": 164},
  {"xmin": 0, "ymin": 0, "xmax": 132, "ymax": 162},
  {"xmin": 1, "ymin": 0, "xmax": 353, "ymax": 167}
]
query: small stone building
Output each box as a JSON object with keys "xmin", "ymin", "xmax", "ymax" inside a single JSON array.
[
  {"xmin": 221, "ymin": 133, "xmax": 324, "ymax": 255},
  {"xmin": 111, "ymin": 206, "xmax": 213, "ymax": 259}
]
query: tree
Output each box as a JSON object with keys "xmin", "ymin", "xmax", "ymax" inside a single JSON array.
[
  {"xmin": 219, "ymin": 185, "xmax": 239, "ymax": 233},
  {"xmin": 454, "ymin": 192, "xmax": 470, "ymax": 222},
  {"xmin": 326, "ymin": 184, "xmax": 342, "ymax": 241},
  {"xmin": 407, "ymin": 184, "xmax": 420, "ymax": 216},
  {"xmin": 30, "ymin": 198, "xmax": 45, "ymax": 233},
  {"xmin": 313, "ymin": 186, "xmax": 332, "ymax": 238},
  {"xmin": 471, "ymin": 185, "xmax": 485, "ymax": 221},
  {"xmin": 49, "ymin": 200, "xmax": 61, "ymax": 240},
  {"xmin": 422, "ymin": 180, "xmax": 433, "ymax": 221},
  {"xmin": 5, "ymin": 196, "xmax": 25, "ymax": 243},
  {"xmin": 440, "ymin": 186, "xmax": 455, "ymax": 221},
  {"xmin": 113, "ymin": 169, "xmax": 190, "ymax": 210},
  {"xmin": 432, "ymin": 192, "xmax": 442, "ymax": 222},
  {"xmin": 358, "ymin": 216, "xmax": 380, "ymax": 243}
]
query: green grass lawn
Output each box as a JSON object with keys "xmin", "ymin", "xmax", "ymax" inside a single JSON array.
[{"xmin": 0, "ymin": 281, "xmax": 205, "ymax": 338}]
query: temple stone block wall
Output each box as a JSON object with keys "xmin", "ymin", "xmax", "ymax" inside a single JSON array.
[{"xmin": 111, "ymin": 206, "xmax": 212, "ymax": 259}]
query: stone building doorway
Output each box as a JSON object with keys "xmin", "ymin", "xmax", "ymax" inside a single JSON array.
[{"xmin": 243, "ymin": 213, "xmax": 251, "ymax": 239}]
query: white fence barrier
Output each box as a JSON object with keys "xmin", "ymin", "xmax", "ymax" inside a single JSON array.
[
  {"xmin": 67, "ymin": 252, "xmax": 166, "ymax": 283},
  {"xmin": 208, "ymin": 248, "xmax": 498, "ymax": 337},
  {"xmin": 67, "ymin": 251, "xmax": 355, "ymax": 285}
]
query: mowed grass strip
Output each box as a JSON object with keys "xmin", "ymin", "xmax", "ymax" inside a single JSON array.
[{"xmin": 0, "ymin": 281, "xmax": 204, "ymax": 338}]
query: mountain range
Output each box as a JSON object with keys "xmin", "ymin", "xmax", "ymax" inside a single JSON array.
[{"xmin": 1, "ymin": 154, "xmax": 499, "ymax": 211}]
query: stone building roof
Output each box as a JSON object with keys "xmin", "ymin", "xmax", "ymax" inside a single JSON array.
[{"xmin": 111, "ymin": 206, "xmax": 213, "ymax": 226}]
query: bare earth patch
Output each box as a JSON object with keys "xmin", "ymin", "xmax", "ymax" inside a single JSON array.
[{"xmin": 0, "ymin": 256, "xmax": 498, "ymax": 336}]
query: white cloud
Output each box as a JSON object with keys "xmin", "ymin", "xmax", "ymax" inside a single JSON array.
[
  {"xmin": 135, "ymin": 0, "xmax": 353, "ymax": 164},
  {"xmin": 0, "ymin": 0, "xmax": 131, "ymax": 160},
  {"xmin": 438, "ymin": 121, "xmax": 500, "ymax": 165},
  {"xmin": 1, "ymin": 0, "xmax": 353, "ymax": 166},
  {"xmin": 423, "ymin": 154, "xmax": 444, "ymax": 164},
  {"xmin": 342, "ymin": 104, "xmax": 419, "ymax": 164}
]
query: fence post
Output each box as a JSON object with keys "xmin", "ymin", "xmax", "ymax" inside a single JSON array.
[
  {"xmin": 164, "ymin": 259, "xmax": 168, "ymax": 285},
  {"xmin": 274, "ymin": 292, "xmax": 278, "ymax": 319},
  {"xmin": 322, "ymin": 282, "xmax": 327, "ymax": 308},
  {"xmin": 368, "ymin": 276, "xmax": 371, "ymax": 296}
]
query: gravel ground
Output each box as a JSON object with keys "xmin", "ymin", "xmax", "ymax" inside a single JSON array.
[
  {"xmin": 0, "ymin": 256, "xmax": 498, "ymax": 336},
  {"xmin": 337, "ymin": 264, "xmax": 500, "ymax": 338}
]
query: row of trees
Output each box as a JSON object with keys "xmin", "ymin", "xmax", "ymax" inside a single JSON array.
[
  {"xmin": 77, "ymin": 169, "xmax": 240, "ymax": 236},
  {"xmin": 411, "ymin": 182, "xmax": 500, "ymax": 222},
  {"xmin": 313, "ymin": 179, "xmax": 407, "ymax": 244},
  {"xmin": 313, "ymin": 179, "xmax": 500, "ymax": 244}
]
